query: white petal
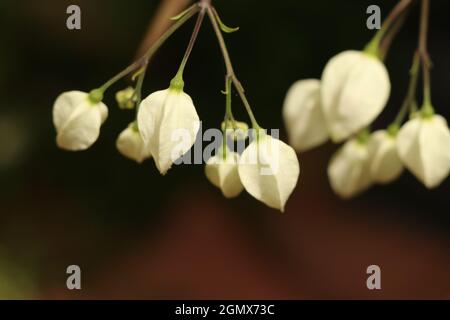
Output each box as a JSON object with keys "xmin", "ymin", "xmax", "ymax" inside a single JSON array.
[
  {"xmin": 53, "ymin": 91, "xmax": 107, "ymax": 151},
  {"xmin": 98, "ymin": 103, "xmax": 108, "ymax": 124},
  {"xmin": 283, "ymin": 79, "xmax": 329, "ymax": 151},
  {"xmin": 53, "ymin": 91, "xmax": 88, "ymax": 131},
  {"xmin": 56, "ymin": 105, "xmax": 102, "ymax": 151},
  {"xmin": 116, "ymin": 125, "xmax": 152, "ymax": 163},
  {"xmin": 238, "ymin": 135, "xmax": 300, "ymax": 212},
  {"xmin": 368, "ymin": 130, "xmax": 404, "ymax": 184},
  {"xmin": 328, "ymin": 139, "xmax": 373, "ymax": 198},
  {"xmin": 420, "ymin": 116, "xmax": 450, "ymax": 187},
  {"xmin": 205, "ymin": 150, "xmax": 244, "ymax": 198},
  {"xmin": 138, "ymin": 88, "xmax": 200, "ymax": 175},
  {"xmin": 398, "ymin": 115, "xmax": 450, "ymax": 188},
  {"xmin": 321, "ymin": 51, "xmax": 390, "ymax": 142}
]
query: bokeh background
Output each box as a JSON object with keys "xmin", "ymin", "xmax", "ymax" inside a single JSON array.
[{"xmin": 1, "ymin": 0, "xmax": 449, "ymax": 299}]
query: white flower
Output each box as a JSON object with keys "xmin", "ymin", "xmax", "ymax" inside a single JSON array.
[
  {"xmin": 116, "ymin": 123, "xmax": 152, "ymax": 164},
  {"xmin": 53, "ymin": 90, "xmax": 108, "ymax": 151},
  {"xmin": 238, "ymin": 133, "xmax": 300, "ymax": 212},
  {"xmin": 283, "ymin": 79, "xmax": 329, "ymax": 152},
  {"xmin": 368, "ymin": 130, "xmax": 404, "ymax": 184},
  {"xmin": 328, "ymin": 138, "xmax": 373, "ymax": 199},
  {"xmin": 321, "ymin": 51, "xmax": 391, "ymax": 142},
  {"xmin": 137, "ymin": 85, "xmax": 200, "ymax": 175},
  {"xmin": 205, "ymin": 146, "xmax": 244, "ymax": 198},
  {"xmin": 397, "ymin": 114, "xmax": 450, "ymax": 189}
]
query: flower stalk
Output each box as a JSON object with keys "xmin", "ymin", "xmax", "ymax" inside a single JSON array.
[
  {"xmin": 98, "ymin": 4, "xmax": 200, "ymax": 94},
  {"xmin": 392, "ymin": 51, "xmax": 421, "ymax": 128},
  {"xmin": 418, "ymin": 0, "xmax": 433, "ymax": 116},
  {"xmin": 206, "ymin": 6, "xmax": 260, "ymax": 129},
  {"xmin": 176, "ymin": 6, "xmax": 206, "ymax": 78},
  {"xmin": 365, "ymin": 0, "xmax": 414, "ymax": 58}
]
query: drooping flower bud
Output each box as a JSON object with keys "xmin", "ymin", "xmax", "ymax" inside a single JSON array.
[
  {"xmin": 397, "ymin": 113, "xmax": 450, "ymax": 189},
  {"xmin": 328, "ymin": 138, "xmax": 373, "ymax": 199},
  {"xmin": 321, "ymin": 51, "xmax": 391, "ymax": 142},
  {"xmin": 221, "ymin": 120, "xmax": 249, "ymax": 141},
  {"xmin": 53, "ymin": 90, "xmax": 108, "ymax": 151},
  {"xmin": 116, "ymin": 122, "xmax": 151, "ymax": 164},
  {"xmin": 116, "ymin": 87, "xmax": 137, "ymax": 110},
  {"xmin": 283, "ymin": 79, "xmax": 329, "ymax": 152},
  {"xmin": 205, "ymin": 146, "xmax": 244, "ymax": 198},
  {"xmin": 238, "ymin": 132, "xmax": 300, "ymax": 212},
  {"xmin": 137, "ymin": 79, "xmax": 200, "ymax": 175},
  {"xmin": 368, "ymin": 129, "xmax": 404, "ymax": 184}
]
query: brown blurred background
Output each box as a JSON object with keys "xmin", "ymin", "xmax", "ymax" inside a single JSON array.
[{"xmin": 0, "ymin": 0, "xmax": 449, "ymax": 299}]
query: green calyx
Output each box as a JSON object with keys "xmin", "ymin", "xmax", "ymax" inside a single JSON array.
[
  {"xmin": 363, "ymin": 26, "xmax": 386, "ymax": 60},
  {"xmin": 356, "ymin": 128, "xmax": 370, "ymax": 145},
  {"xmin": 364, "ymin": 40, "xmax": 381, "ymax": 59},
  {"xmin": 169, "ymin": 74, "xmax": 185, "ymax": 92},
  {"xmin": 88, "ymin": 89, "xmax": 104, "ymax": 104},
  {"xmin": 420, "ymin": 102, "xmax": 435, "ymax": 119},
  {"xmin": 131, "ymin": 121, "xmax": 139, "ymax": 133},
  {"xmin": 387, "ymin": 124, "xmax": 400, "ymax": 137}
]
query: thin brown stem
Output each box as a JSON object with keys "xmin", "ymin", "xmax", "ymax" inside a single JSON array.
[
  {"xmin": 135, "ymin": 0, "xmax": 193, "ymax": 59},
  {"xmin": 366, "ymin": 0, "xmax": 414, "ymax": 57},
  {"xmin": 177, "ymin": 8, "xmax": 206, "ymax": 75},
  {"xmin": 418, "ymin": 0, "xmax": 432, "ymax": 107},
  {"xmin": 379, "ymin": 5, "xmax": 411, "ymax": 60},
  {"xmin": 99, "ymin": 4, "xmax": 200, "ymax": 92},
  {"xmin": 384, "ymin": 0, "xmax": 414, "ymax": 30}
]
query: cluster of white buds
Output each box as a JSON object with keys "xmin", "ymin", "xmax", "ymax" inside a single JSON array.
[
  {"xmin": 283, "ymin": 0, "xmax": 450, "ymax": 198},
  {"xmin": 205, "ymin": 130, "xmax": 300, "ymax": 212},
  {"xmin": 52, "ymin": 1, "xmax": 300, "ymax": 212}
]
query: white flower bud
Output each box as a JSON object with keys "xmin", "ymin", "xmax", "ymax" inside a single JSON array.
[
  {"xmin": 328, "ymin": 138, "xmax": 373, "ymax": 199},
  {"xmin": 137, "ymin": 87, "xmax": 200, "ymax": 175},
  {"xmin": 116, "ymin": 87, "xmax": 137, "ymax": 110},
  {"xmin": 53, "ymin": 91, "xmax": 108, "ymax": 151},
  {"xmin": 397, "ymin": 114, "xmax": 450, "ymax": 189},
  {"xmin": 321, "ymin": 51, "xmax": 391, "ymax": 142},
  {"xmin": 116, "ymin": 123, "xmax": 152, "ymax": 164},
  {"xmin": 283, "ymin": 79, "xmax": 329, "ymax": 152},
  {"xmin": 205, "ymin": 147, "xmax": 244, "ymax": 198},
  {"xmin": 238, "ymin": 134, "xmax": 300, "ymax": 212},
  {"xmin": 368, "ymin": 130, "xmax": 404, "ymax": 184},
  {"xmin": 222, "ymin": 120, "xmax": 249, "ymax": 141}
]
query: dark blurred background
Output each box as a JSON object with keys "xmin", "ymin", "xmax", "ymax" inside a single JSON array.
[{"xmin": 0, "ymin": 0, "xmax": 449, "ymax": 299}]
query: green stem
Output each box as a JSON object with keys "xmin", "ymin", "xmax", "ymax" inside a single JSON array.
[
  {"xmin": 392, "ymin": 52, "xmax": 421, "ymax": 127},
  {"xmin": 224, "ymin": 76, "xmax": 235, "ymax": 122},
  {"xmin": 221, "ymin": 77, "xmax": 234, "ymax": 159},
  {"xmin": 97, "ymin": 4, "xmax": 200, "ymax": 93},
  {"xmin": 134, "ymin": 66, "xmax": 147, "ymax": 120},
  {"xmin": 207, "ymin": 6, "xmax": 260, "ymax": 129}
]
